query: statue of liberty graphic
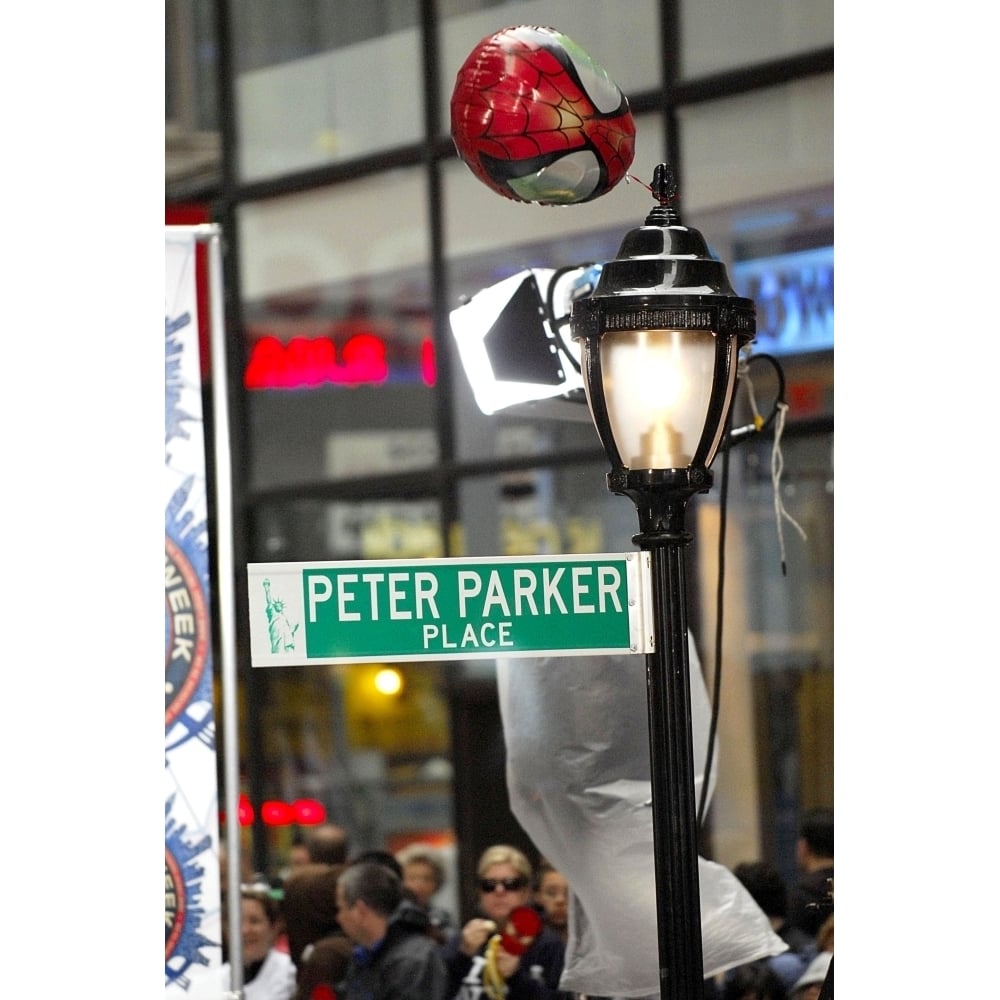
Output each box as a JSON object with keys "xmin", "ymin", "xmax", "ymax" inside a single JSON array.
[{"xmin": 263, "ymin": 578, "xmax": 300, "ymax": 653}]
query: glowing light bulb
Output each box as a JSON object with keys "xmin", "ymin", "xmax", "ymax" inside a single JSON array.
[
  {"xmin": 374, "ymin": 667, "xmax": 403, "ymax": 696},
  {"xmin": 601, "ymin": 328, "xmax": 716, "ymax": 469}
]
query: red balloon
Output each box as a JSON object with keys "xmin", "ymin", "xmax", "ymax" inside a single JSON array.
[
  {"xmin": 450, "ymin": 25, "xmax": 636, "ymax": 205},
  {"xmin": 499, "ymin": 905, "xmax": 544, "ymax": 955}
]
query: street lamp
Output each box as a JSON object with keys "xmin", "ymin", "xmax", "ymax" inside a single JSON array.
[{"xmin": 571, "ymin": 163, "xmax": 755, "ymax": 999}]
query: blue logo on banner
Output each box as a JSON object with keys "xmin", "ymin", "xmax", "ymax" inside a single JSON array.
[
  {"xmin": 165, "ymin": 795, "xmax": 216, "ymax": 989},
  {"xmin": 165, "ymin": 310, "xmax": 215, "ymax": 754}
]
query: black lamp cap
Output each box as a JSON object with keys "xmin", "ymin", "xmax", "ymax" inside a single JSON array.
[{"xmin": 571, "ymin": 163, "xmax": 755, "ymax": 344}]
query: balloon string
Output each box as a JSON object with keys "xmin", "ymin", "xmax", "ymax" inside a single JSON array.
[
  {"xmin": 626, "ymin": 171, "xmax": 679, "ymax": 208},
  {"xmin": 626, "ymin": 172, "xmax": 653, "ymax": 194}
]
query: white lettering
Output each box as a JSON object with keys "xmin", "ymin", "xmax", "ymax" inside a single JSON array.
[
  {"xmin": 461, "ymin": 955, "xmax": 488, "ymax": 1000},
  {"xmin": 422, "ymin": 621, "xmax": 513, "ymax": 650},
  {"xmin": 362, "ymin": 573, "xmax": 384, "ymax": 620},
  {"xmin": 513, "ymin": 570, "xmax": 539, "ymax": 616},
  {"xmin": 308, "ymin": 576, "xmax": 334, "ymax": 622},
  {"xmin": 457, "ymin": 572, "xmax": 481, "ymax": 616},
  {"xmin": 414, "ymin": 572, "xmax": 440, "ymax": 620},
  {"xmin": 482, "ymin": 570, "xmax": 511, "ymax": 617},
  {"xmin": 333, "ymin": 575, "xmax": 358, "ymax": 621},
  {"xmin": 599, "ymin": 566, "xmax": 624, "ymax": 612},
  {"xmin": 542, "ymin": 567, "xmax": 568, "ymax": 614},
  {"xmin": 388, "ymin": 572, "xmax": 411, "ymax": 619},
  {"xmin": 571, "ymin": 566, "xmax": 594, "ymax": 613}
]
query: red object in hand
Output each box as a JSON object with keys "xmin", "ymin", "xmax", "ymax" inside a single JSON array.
[
  {"xmin": 310, "ymin": 985, "xmax": 337, "ymax": 1000},
  {"xmin": 499, "ymin": 905, "xmax": 543, "ymax": 955}
]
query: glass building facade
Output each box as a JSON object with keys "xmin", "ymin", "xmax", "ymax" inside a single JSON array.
[{"xmin": 167, "ymin": 0, "xmax": 833, "ymax": 919}]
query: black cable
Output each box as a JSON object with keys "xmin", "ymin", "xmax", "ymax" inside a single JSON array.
[
  {"xmin": 543, "ymin": 264, "xmax": 598, "ymax": 375},
  {"xmin": 727, "ymin": 352, "xmax": 787, "ymax": 442},
  {"xmin": 697, "ymin": 405, "xmax": 731, "ymax": 830},
  {"xmin": 750, "ymin": 352, "xmax": 786, "ymax": 434}
]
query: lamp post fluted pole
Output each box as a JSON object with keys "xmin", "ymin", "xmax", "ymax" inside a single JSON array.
[{"xmin": 630, "ymin": 481, "xmax": 705, "ymax": 997}]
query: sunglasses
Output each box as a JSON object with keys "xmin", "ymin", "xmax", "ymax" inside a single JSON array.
[{"xmin": 479, "ymin": 876, "xmax": 528, "ymax": 893}]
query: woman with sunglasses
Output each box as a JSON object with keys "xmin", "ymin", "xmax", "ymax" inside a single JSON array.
[{"xmin": 441, "ymin": 844, "xmax": 573, "ymax": 1000}]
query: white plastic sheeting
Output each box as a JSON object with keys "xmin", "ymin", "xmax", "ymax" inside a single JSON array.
[{"xmin": 496, "ymin": 640, "xmax": 786, "ymax": 997}]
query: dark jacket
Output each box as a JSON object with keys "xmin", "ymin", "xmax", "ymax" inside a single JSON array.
[
  {"xmin": 787, "ymin": 866, "xmax": 834, "ymax": 939},
  {"xmin": 441, "ymin": 922, "xmax": 572, "ymax": 1000},
  {"xmin": 339, "ymin": 898, "xmax": 448, "ymax": 1000}
]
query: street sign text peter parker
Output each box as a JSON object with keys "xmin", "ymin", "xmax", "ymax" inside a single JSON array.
[{"xmin": 248, "ymin": 553, "xmax": 652, "ymax": 665}]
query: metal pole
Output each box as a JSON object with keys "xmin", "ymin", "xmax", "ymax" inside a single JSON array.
[
  {"xmin": 204, "ymin": 225, "xmax": 245, "ymax": 995},
  {"xmin": 637, "ymin": 495, "xmax": 703, "ymax": 1000}
]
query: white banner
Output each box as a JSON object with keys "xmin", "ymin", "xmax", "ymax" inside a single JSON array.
[{"xmin": 165, "ymin": 230, "xmax": 224, "ymax": 997}]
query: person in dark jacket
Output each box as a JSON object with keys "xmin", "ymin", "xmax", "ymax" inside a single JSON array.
[
  {"xmin": 282, "ymin": 862, "xmax": 353, "ymax": 1000},
  {"xmin": 441, "ymin": 844, "xmax": 572, "ymax": 1000},
  {"xmin": 728, "ymin": 860, "xmax": 815, "ymax": 993},
  {"xmin": 335, "ymin": 860, "xmax": 449, "ymax": 1000},
  {"xmin": 787, "ymin": 808, "xmax": 834, "ymax": 940}
]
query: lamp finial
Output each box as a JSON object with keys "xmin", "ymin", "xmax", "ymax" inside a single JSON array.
[{"xmin": 645, "ymin": 163, "xmax": 680, "ymax": 227}]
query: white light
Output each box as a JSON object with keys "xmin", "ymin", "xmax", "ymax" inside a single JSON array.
[
  {"xmin": 601, "ymin": 328, "xmax": 717, "ymax": 470},
  {"xmin": 450, "ymin": 268, "xmax": 585, "ymax": 415}
]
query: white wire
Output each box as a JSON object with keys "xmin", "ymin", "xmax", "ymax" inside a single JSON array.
[
  {"xmin": 739, "ymin": 354, "xmax": 807, "ymax": 573},
  {"xmin": 771, "ymin": 402, "xmax": 808, "ymax": 574}
]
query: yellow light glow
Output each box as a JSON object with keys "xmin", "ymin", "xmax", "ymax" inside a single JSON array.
[{"xmin": 374, "ymin": 667, "xmax": 404, "ymax": 696}]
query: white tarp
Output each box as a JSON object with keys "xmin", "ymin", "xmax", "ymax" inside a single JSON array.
[{"xmin": 497, "ymin": 640, "xmax": 785, "ymax": 997}]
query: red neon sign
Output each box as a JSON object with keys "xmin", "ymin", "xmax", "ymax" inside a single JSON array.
[
  {"xmin": 222, "ymin": 794, "xmax": 328, "ymax": 827},
  {"xmin": 244, "ymin": 333, "xmax": 437, "ymax": 389}
]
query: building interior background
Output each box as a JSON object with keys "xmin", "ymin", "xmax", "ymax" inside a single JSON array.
[{"xmin": 166, "ymin": 0, "xmax": 834, "ymax": 924}]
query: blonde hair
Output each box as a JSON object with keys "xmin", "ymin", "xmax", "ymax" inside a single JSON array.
[
  {"xmin": 476, "ymin": 844, "xmax": 532, "ymax": 880},
  {"xmin": 395, "ymin": 843, "xmax": 446, "ymax": 890}
]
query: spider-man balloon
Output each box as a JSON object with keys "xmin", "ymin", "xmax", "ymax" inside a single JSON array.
[{"xmin": 450, "ymin": 25, "xmax": 636, "ymax": 205}]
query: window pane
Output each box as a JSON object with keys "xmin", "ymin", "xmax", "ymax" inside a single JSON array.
[
  {"xmin": 232, "ymin": 1, "xmax": 422, "ymax": 73},
  {"xmin": 233, "ymin": 0, "xmax": 423, "ymax": 181},
  {"xmin": 455, "ymin": 463, "xmax": 638, "ymax": 559},
  {"xmin": 678, "ymin": 76, "xmax": 834, "ymax": 214},
  {"xmin": 680, "ymin": 0, "xmax": 833, "ymax": 78},
  {"xmin": 239, "ymin": 170, "xmax": 430, "ymax": 298},
  {"xmin": 246, "ymin": 382, "xmax": 438, "ymax": 493},
  {"xmin": 253, "ymin": 498, "xmax": 444, "ymax": 563},
  {"xmin": 689, "ymin": 186, "xmax": 834, "ymax": 368},
  {"xmin": 238, "ymin": 172, "xmax": 435, "ymax": 490},
  {"xmin": 166, "ymin": 0, "xmax": 218, "ymax": 131}
]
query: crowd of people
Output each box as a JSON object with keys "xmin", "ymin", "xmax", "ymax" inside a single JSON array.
[{"xmin": 218, "ymin": 808, "xmax": 833, "ymax": 1000}]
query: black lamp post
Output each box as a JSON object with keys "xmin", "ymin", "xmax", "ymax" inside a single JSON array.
[{"xmin": 570, "ymin": 163, "xmax": 755, "ymax": 999}]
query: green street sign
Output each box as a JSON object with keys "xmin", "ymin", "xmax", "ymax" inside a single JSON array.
[{"xmin": 248, "ymin": 553, "xmax": 653, "ymax": 665}]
